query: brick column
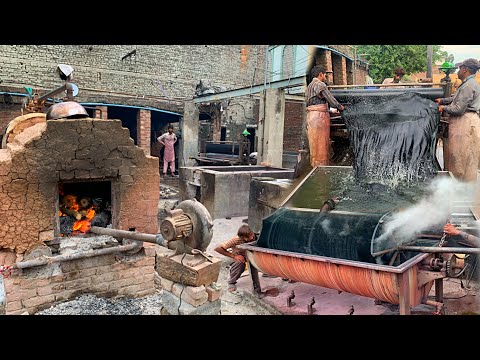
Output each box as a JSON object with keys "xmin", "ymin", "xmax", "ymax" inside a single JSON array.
[
  {"xmin": 346, "ymin": 60, "xmax": 354, "ymax": 84},
  {"xmin": 332, "ymin": 56, "xmax": 347, "ymax": 85},
  {"xmin": 95, "ymin": 106, "xmax": 108, "ymax": 119},
  {"xmin": 136, "ymin": 109, "xmax": 151, "ymax": 155},
  {"xmin": 316, "ymin": 50, "xmax": 333, "ymax": 73}
]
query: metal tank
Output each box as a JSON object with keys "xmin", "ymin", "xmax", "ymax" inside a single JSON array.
[{"xmin": 238, "ymin": 166, "xmax": 476, "ymax": 315}]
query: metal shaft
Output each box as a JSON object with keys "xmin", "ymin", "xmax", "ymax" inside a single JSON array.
[
  {"xmin": 90, "ymin": 226, "xmax": 167, "ymax": 247},
  {"xmin": 398, "ymin": 245, "xmax": 480, "ymax": 254}
]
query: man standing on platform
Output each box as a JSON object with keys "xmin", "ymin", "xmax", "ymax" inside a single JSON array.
[{"xmin": 305, "ymin": 65, "xmax": 345, "ymax": 168}]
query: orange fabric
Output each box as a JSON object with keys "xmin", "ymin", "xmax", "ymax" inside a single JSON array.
[
  {"xmin": 306, "ymin": 104, "xmax": 330, "ymax": 167},
  {"xmin": 446, "ymin": 112, "xmax": 480, "ymax": 182}
]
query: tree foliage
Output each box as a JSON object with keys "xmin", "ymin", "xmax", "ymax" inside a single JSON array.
[{"xmin": 355, "ymin": 45, "xmax": 452, "ymax": 83}]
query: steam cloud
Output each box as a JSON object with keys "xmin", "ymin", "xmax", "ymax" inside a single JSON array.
[{"xmin": 374, "ymin": 177, "xmax": 478, "ymax": 250}]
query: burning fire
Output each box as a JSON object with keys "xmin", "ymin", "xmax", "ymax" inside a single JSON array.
[
  {"xmin": 60, "ymin": 194, "xmax": 96, "ymax": 235},
  {"xmin": 73, "ymin": 220, "xmax": 91, "ymax": 233}
]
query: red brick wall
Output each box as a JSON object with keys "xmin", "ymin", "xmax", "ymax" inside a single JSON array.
[
  {"xmin": 283, "ymin": 101, "xmax": 304, "ymax": 152},
  {"xmin": 332, "ymin": 56, "xmax": 347, "ymax": 85},
  {"xmin": 136, "ymin": 109, "xmax": 151, "ymax": 155},
  {"xmin": 95, "ymin": 106, "xmax": 108, "ymax": 119},
  {"xmin": 2, "ymin": 247, "xmax": 156, "ymax": 315}
]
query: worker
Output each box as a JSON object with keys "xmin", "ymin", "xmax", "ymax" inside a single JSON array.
[
  {"xmin": 382, "ymin": 67, "xmax": 406, "ymax": 85},
  {"xmin": 435, "ymin": 58, "xmax": 480, "ymax": 182},
  {"xmin": 305, "ymin": 65, "xmax": 345, "ymax": 168},
  {"xmin": 214, "ymin": 224, "xmax": 256, "ymax": 292},
  {"xmin": 157, "ymin": 124, "xmax": 178, "ymax": 177},
  {"xmin": 443, "ymin": 223, "xmax": 480, "ymax": 247}
]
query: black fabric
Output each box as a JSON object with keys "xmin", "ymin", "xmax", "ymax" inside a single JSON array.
[
  {"xmin": 342, "ymin": 92, "xmax": 440, "ymax": 185},
  {"xmin": 256, "ymin": 207, "xmax": 384, "ymax": 263}
]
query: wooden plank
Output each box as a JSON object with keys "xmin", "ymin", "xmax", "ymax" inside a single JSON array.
[
  {"xmin": 156, "ymin": 253, "xmax": 221, "ymax": 287},
  {"xmin": 397, "ymin": 272, "xmax": 411, "ymax": 315}
]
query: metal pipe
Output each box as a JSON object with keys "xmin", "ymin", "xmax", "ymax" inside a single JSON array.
[
  {"xmin": 423, "ymin": 298, "xmax": 444, "ymax": 314},
  {"xmin": 14, "ymin": 241, "xmax": 141, "ymax": 270},
  {"xmin": 427, "ymin": 45, "xmax": 433, "ymax": 79},
  {"xmin": 38, "ymin": 83, "xmax": 72, "ymax": 102},
  {"xmin": 328, "ymin": 82, "xmax": 445, "ymax": 88},
  {"xmin": 398, "ymin": 245, "xmax": 480, "ymax": 254},
  {"xmin": 90, "ymin": 226, "xmax": 167, "ymax": 247}
]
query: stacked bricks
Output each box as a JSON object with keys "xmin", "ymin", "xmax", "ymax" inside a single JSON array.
[
  {"xmin": 155, "ymin": 246, "xmax": 222, "ymax": 315},
  {"xmin": 159, "ymin": 276, "xmax": 222, "ymax": 315},
  {"xmin": 1, "ymin": 246, "xmax": 156, "ymax": 315}
]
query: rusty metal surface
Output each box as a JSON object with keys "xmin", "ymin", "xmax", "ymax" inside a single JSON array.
[
  {"xmin": 243, "ymin": 243, "xmax": 433, "ymax": 305},
  {"xmin": 239, "ymin": 241, "xmax": 429, "ymax": 273}
]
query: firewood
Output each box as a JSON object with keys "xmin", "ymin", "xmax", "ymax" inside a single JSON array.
[{"xmin": 59, "ymin": 206, "xmax": 82, "ymax": 220}]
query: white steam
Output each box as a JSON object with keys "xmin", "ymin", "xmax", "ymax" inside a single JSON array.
[{"xmin": 374, "ymin": 177, "xmax": 477, "ymax": 250}]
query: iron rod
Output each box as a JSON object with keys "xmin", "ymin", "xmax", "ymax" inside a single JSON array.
[
  {"xmin": 398, "ymin": 245, "xmax": 480, "ymax": 254},
  {"xmin": 328, "ymin": 82, "xmax": 445, "ymax": 88}
]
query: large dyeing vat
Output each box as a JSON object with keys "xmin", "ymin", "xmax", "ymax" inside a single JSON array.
[{"xmin": 239, "ymin": 166, "xmax": 451, "ymax": 315}]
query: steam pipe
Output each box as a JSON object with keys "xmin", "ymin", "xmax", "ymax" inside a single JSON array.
[{"xmin": 14, "ymin": 241, "xmax": 141, "ymax": 270}]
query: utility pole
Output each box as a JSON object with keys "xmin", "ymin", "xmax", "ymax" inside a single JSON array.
[{"xmin": 427, "ymin": 45, "xmax": 433, "ymax": 79}]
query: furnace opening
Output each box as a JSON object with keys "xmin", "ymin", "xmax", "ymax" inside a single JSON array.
[{"xmin": 58, "ymin": 180, "xmax": 112, "ymax": 237}]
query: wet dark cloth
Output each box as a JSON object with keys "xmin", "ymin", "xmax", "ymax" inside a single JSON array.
[{"xmin": 342, "ymin": 92, "xmax": 440, "ymax": 184}]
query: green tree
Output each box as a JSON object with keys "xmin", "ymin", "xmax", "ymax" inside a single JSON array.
[{"xmin": 355, "ymin": 45, "xmax": 451, "ymax": 84}]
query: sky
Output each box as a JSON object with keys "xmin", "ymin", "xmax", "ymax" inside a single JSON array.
[{"xmin": 441, "ymin": 45, "xmax": 480, "ymax": 63}]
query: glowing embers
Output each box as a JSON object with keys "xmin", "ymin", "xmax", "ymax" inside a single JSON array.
[{"xmin": 58, "ymin": 181, "xmax": 112, "ymax": 237}]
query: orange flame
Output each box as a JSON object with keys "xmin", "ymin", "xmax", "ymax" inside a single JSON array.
[
  {"xmin": 73, "ymin": 220, "xmax": 91, "ymax": 233},
  {"xmin": 85, "ymin": 208, "xmax": 95, "ymax": 221},
  {"xmin": 60, "ymin": 194, "xmax": 97, "ymax": 236}
]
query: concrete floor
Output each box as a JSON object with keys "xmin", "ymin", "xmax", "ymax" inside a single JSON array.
[{"xmin": 206, "ymin": 216, "xmax": 480, "ymax": 315}]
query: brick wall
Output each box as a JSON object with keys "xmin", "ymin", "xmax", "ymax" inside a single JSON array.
[
  {"xmin": 0, "ymin": 45, "xmax": 265, "ymax": 118},
  {"xmin": 136, "ymin": 109, "xmax": 151, "ymax": 154},
  {"xmin": 332, "ymin": 55, "xmax": 347, "ymax": 85},
  {"xmin": 2, "ymin": 246, "xmax": 155, "ymax": 315},
  {"xmin": 95, "ymin": 106, "xmax": 108, "ymax": 119},
  {"xmin": 283, "ymin": 101, "xmax": 305, "ymax": 152}
]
